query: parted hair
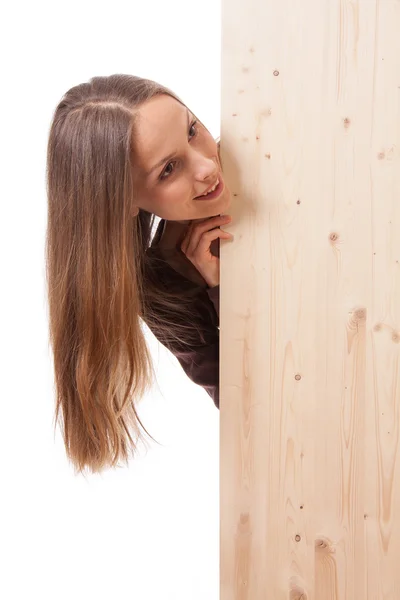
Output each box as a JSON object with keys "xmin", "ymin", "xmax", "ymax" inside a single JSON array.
[{"xmin": 45, "ymin": 74, "xmax": 220, "ymax": 475}]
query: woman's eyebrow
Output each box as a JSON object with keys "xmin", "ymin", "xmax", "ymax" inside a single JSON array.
[{"xmin": 147, "ymin": 108, "xmax": 191, "ymax": 176}]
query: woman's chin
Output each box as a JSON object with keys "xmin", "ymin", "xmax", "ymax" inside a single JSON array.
[{"xmin": 219, "ymin": 186, "xmax": 232, "ymax": 210}]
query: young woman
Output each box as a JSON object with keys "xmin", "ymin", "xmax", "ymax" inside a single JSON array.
[{"xmin": 45, "ymin": 74, "xmax": 233, "ymax": 474}]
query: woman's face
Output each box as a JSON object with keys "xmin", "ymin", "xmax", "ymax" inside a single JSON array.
[{"xmin": 131, "ymin": 94, "xmax": 231, "ymax": 224}]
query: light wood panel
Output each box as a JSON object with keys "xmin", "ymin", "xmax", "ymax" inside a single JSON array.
[{"xmin": 220, "ymin": 1, "xmax": 400, "ymax": 598}]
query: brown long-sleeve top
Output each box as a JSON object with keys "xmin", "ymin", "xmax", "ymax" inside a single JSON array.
[{"xmin": 145, "ymin": 217, "xmax": 220, "ymax": 409}]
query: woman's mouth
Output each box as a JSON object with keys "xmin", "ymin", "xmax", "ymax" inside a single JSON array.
[{"xmin": 194, "ymin": 177, "xmax": 224, "ymax": 201}]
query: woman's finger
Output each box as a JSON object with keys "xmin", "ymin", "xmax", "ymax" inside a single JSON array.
[
  {"xmin": 181, "ymin": 215, "xmax": 231, "ymax": 255},
  {"xmin": 182, "ymin": 226, "xmax": 232, "ymax": 260}
]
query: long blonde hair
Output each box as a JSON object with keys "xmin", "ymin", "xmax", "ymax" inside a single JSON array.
[{"xmin": 45, "ymin": 74, "xmax": 220, "ymax": 475}]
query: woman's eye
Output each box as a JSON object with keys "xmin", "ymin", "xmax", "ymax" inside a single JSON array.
[
  {"xmin": 160, "ymin": 120, "xmax": 198, "ymax": 180},
  {"xmin": 188, "ymin": 120, "xmax": 198, "ymax": 139}
]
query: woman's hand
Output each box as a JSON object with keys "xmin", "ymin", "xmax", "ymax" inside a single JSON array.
[{"xmin": 180, "ymin": 215, "xmax": 233, "ymax": 288}]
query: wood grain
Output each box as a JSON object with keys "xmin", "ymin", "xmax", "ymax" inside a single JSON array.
[{"xmin": 220, "ymin": 1, "xmax": 400, "ymax": 598}]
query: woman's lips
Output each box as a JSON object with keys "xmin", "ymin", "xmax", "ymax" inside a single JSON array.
[{"xmin": 194, "ymin": 177, "xmax": 224, "ymax": 201}]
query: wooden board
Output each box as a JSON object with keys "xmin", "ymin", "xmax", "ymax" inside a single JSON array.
[{"xmin": 220, "ymin": 1, "xmax": 400, "ymax": 598}]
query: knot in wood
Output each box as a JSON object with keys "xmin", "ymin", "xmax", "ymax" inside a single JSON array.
[
  {"xmin": 353, "ymin": 307, "xmax": 367, "ymax": 322},
  {"xmin": 315, "ymin": 536, "xmax": 335, "ymax": 553}
]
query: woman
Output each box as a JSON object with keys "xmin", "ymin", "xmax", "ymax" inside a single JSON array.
[{"xmin": 45, "ymin": 74, "xmax": 233, "ymax": 474}]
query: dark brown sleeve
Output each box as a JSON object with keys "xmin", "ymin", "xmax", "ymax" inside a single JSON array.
[
  {"xmin": 146, "ymin": 285, "xmax": 220, "ymax": 409},
  {"xmin": 171, "ymin": 284, "xmax": 219, "ymax": 408},
  {"xmin": 144, "ymin": 245, "xmax": 220, "ymax": 407},
  {"xmin": 206, "ymin": 285, "xmax": 219, "ymax": 319},
  {"xmin": 173, "ymin": 341, "xmax": 219, "ymax": 409}
]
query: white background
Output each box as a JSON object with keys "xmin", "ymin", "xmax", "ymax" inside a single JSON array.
[{"xmin": 1, "ymin": 2, "xmax": 221, "ymax": 598}]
